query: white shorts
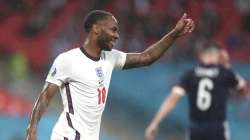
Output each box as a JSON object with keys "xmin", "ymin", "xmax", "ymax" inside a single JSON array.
[{"xmin": 51, "ymin": 132, "xmax": 70, "ymax": 140}]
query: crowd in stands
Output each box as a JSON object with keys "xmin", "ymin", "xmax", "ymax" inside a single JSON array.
[
  {"xmin": 1, "ymin": 0, "xmax": 250, "ymax": 69},
  {"xmin": 0, "ymin": 0, "xmax": 249, "ymax": 116}
]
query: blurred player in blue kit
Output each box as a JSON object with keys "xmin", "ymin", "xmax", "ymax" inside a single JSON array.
[{"xmin": 145, "ymin": 44, "xmax": 247, "ymax": 140}]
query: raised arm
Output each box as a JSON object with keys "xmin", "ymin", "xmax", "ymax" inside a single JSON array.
[
  {"xmin": 26, "ymin": 83, "xmax": 59, "ymax": 140},
  {"xmin": 145, "ymin": 86, "xmax": 185, "ymax": 140},
  {"xmin": 235, "ymin": 74, "xmax": 247, "ymax": 95},
  {"xmin": 219, "ymin": 49, "xmax": 247, "ymax": 94},
  {"xmin": 123, "ymin": 13, "xmax": 195, "ymax": 69},
  {"xmin": 219, "ymin": 49, "xmax": 231, "ymax": 69}
]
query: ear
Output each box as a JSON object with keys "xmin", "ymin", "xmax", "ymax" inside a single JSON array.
[{"xmin": 92, "ymin": 24, "xmax": 101, "ymax": 35}]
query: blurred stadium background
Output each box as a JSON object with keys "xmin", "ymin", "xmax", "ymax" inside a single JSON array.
[{"xmin": 0, "ymin": 0, "xmax": 250, "ymax": 140}]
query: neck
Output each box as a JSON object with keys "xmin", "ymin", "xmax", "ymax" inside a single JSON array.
[{"xmin": 83, "ymin": 35, "xmax": 102, "ymax": 58}]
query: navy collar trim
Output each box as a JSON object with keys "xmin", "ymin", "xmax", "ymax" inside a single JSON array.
[{"xmin": 80, "ymin": 47, "xmax": 100, "ymax": 61}]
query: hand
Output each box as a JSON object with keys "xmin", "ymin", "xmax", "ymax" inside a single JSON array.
[
  {"xmin": 219, "ymin": 49, "xmax": 231, "ymax": 69},
  {"xmin": 145, "ymin": 122, "xmax": 159, "ymax": 140},
  {"xmin": 26, "ymin": 127, "xmax": 37, "ymax": 140},
  {"xmin": 173, "ymin": 13, "xmax": 195, "ymax": 37}
]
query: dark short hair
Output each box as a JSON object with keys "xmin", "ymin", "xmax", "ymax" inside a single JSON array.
[{"xmin": 83, "ymin": 10, "xmax": 113, "ymax": 32}]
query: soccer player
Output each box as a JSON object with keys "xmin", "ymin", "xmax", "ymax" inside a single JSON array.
[
  {"xmin": 145, "ymin": 45, "xmax": 247, "ymax": 140},
  {"xmin": 26, "ymin": 10, "xmax": 194, "ymax": 140}
]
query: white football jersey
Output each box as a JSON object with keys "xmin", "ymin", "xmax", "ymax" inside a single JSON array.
[{"xmin": 46, "ymin": 47, "xmax": 126, "ymax": 140}]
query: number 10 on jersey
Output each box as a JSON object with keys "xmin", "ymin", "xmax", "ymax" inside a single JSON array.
[{"xmin": 97, "ymin": 87, "xmax": 106, "ymax": 104}]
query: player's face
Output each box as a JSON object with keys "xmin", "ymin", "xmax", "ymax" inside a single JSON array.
[
  {"xmin": 199, "ymin": 50, "xmax": 220, "ymax": 64},
  {"xmin": 96, "ymin": 16, "xmax": 119, "ymax": 51}
]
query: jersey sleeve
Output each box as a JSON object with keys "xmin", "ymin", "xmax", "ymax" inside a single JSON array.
[
  {"xmin": 45, "ymin": 53, "xmax": 71, "ymax": 87},
  {"xmin": 108, "ymin": 49, "xmax": 127, "ymax": 69},
  {"xmin": 177, "ymin": 70, "xmax": 192, "ymax": 93},
  {"xmin": 225, "ymin": 69, "xmax": 239, "ymax": 88}
]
